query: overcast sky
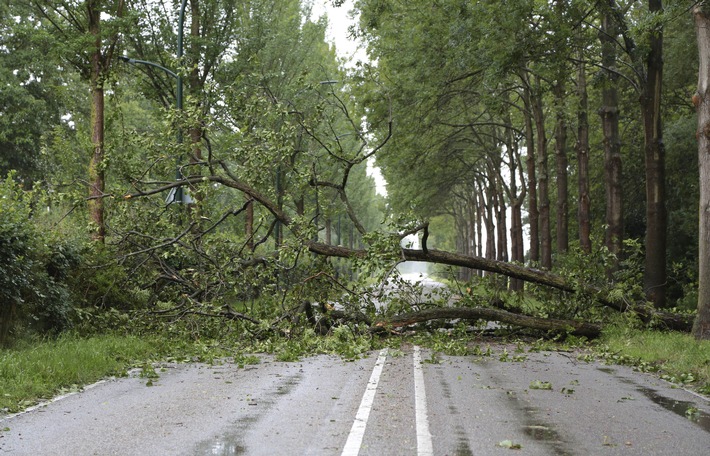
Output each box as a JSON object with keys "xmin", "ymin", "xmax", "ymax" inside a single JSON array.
[{"xmin": 310, "ymin": 0, "xmax": 367, "ymax": 65}]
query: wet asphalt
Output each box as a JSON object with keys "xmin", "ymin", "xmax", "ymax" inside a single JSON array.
[{"xmin": 1, "ymin": 345, "xmax": 708, "ymax": 455}]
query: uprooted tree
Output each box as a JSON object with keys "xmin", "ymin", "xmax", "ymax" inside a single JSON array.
[
  {"xmin": 106, "ymin": 0, "xmax": 696, "ymax": 337},
  {"xmin": 115, "ymin": 72, "xmax": 693, "ymax": 339},
  {"xmin": 6, "ymin": 0, "xmax": 702, "ymax": 343}
]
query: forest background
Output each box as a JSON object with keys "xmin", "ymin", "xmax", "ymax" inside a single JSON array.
[{"xmin": 0, "ymin": 0, "xmax": 709, "ymax": 391}]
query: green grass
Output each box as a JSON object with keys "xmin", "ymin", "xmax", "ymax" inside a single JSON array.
[
  {"xmin": 599, "ymin": 325, "xmax": 710, "ymax": 394},
  {"xmin": 3, "ymin": 320, "xmax": 708, "ymax": 417},
  {"xmin": 0, "ymin": 333, "xmax": 167, "ymax": 413}
]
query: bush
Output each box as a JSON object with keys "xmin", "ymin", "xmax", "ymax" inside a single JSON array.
[{"xmin": 0, "ymin": 175, "xmax": 82, "ymax": 345}]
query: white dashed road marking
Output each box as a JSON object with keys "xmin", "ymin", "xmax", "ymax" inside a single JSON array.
[
  {"xmin": 413, "ymin": 345, "xmax": 434, "ymax": 455},
  {"xmin": 341, "ymin": 348, "xmax": 388, "ymax": 456}
]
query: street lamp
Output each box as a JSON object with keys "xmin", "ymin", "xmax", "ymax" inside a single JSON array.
[{"xmin": 120, "ymin": 0, "xmax": 192, "ymax": 205}]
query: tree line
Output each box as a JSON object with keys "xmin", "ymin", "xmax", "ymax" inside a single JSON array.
[
  {"xmin": 0, "ymin": 0, "xmax": 708, "ymax": 343},
  {"xmin": 354, "ymin": 0, "xmax": 709, "ymax": 338}
]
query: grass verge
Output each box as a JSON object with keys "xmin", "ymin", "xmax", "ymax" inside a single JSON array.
[
  {"xmin": 0, "ymin": 333, "xmax": 167, "ymax": 414},
  {"xmin": 3, "ymin": 322, "xmax": 708, "ymax": 416},
  {"xmin": 598, "ymin": 325, "xmax": 710, "ymax": 395}
]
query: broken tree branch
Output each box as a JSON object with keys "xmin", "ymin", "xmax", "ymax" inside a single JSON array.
[{"xmin": 372, "ymin": 306, "xmax": 602, "ymax": 338}]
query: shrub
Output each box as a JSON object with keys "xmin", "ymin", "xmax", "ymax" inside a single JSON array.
[{"xmin": 0, "ymin": 175, "xmax": 81, "ymax": 345}]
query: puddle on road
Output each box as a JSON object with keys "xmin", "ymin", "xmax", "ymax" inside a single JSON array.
[
  {"xmin": 636, "ymin": 386, "xmax": 710, "ymax": 432},
  {"xmin": 505, "ymin": 397, "xmax": 573, "ymax": 456},
  {"xmin": 192, "ymin": 373, "xmax": 303, "ymax": 455},
  {"xmin": 597, "ymin": 366, "xmax": 710, "ymax": 432}
]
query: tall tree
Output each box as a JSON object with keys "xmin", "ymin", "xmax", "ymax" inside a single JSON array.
[
  {"xmin": 0, "ymin": 1, "xmax": 66, "ymax": 183},
  {"xmin": 641, "ymin": 0, "xmax": 667, "ymax": 307},
  {"xmin": 34, "ymin": 0, "xmax": 126, "ymax": 241},
  {"xmin": 522, "ymin": 82, "xmax": 540, "ymax": 264},
  {"xmin": 599, "ymin": 0, "xmax": 624, "ymax": 268},
  {"xmin": 531, "ymin": 75, "xmax": 552, "ymax": 269},
  {"xmin": 552, "ymin": 0, "xmax": 570, "ymax": 255},
  {"xmin": 693, "ymin": 1, "xmax": 710, "ymax": 340},
  {"xmin": 575, "ymin": 57, "xmax": 592, "ymax": 254}
]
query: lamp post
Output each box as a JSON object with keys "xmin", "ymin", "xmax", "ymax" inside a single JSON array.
[{"xmin": 120, "ymin": 0, "xmax": 191, "ymax": 204}]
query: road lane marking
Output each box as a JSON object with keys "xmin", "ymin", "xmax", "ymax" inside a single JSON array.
[
  {"xmin": 413, "ymin": 346, "xmax": 434, "ymax": 455},
  {"xmin": 341, "ymin": 348, "xmax": 388, "ymax": 456}
]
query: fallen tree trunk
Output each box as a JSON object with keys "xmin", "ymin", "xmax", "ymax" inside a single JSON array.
[
  {"xmin": 306, "ymin": 243, "xmax": 694, "ymax": 332},
  {"xmin": 125, "ymin": 169, "xmax": 693, "ymax": 333},
  {"xmin": 402, "ymin": 248, "xmax": 695, "ymax": 332},
  {"xmin": 371, "ymin": 307, "xmax": 602, "ymax": 339}
]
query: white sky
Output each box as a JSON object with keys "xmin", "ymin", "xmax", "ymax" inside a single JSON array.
[{"xmin": 309, "ymin": 0, "xmax": 367, "ymax": 66}]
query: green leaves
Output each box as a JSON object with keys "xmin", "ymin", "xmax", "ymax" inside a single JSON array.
[
  {"xmin": 529, "ymin": 380, "xmax": 553, "ymax": 390},
  {"xmin": 497, "ymin": 439, "xmax": 523, "ymax": 449}
]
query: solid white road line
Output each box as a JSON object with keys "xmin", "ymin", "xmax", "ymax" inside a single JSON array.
[
  {"xmin": 341, "ymin": 348, "xmax": 388, "ymax": 456},
  {"xmin": 413, "ymin": 346, "xmax": 434, "ymax": 455}
]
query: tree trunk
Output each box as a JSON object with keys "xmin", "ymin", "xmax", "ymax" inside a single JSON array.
[
  {"xmin": 187, "ymin": 0, "xmax": 204, "ymax": 216},
  {"xmin": 88, "ymin": 2, "xmax": 105, "ymax": 242},
  {"xmin": 599, "ymin": 4, "xmax": 623, "ymax": 269},
  {"xmin": 373, "ymin": 306, "xmax": 602, "ymax": 338},
  {"xmin": 642, "ymin": 0, "xmax": 667, "ymax": 308},
  {"xmin": 246, "ymin": 197, "xmax": 254, "ymax": 252},
  {"xmin": 554, "ymin": 75, "xmax": 569, "ymax": 254},
  {"xmin": 496, "ymin": 183, "xmax": 508, "ymax": 263},
  {"xmin": 474, "ymin": 190, "xmax": 483, "ymax": 261},
  {"xmin": 532, "ymin": 82, "xmax": 552, "ymax": 269},
  {"xmin": 576, "ymin": 59, "xmax": 592, "ymax": 254},
  {"xmin": 325, "ymin": 217, "xmax": 332, "ymax": 245},
  {"xmin": 693, "ymin": 3, "xmax": 710, "ymax": 340},
  {"xmin": 482, "ymin": 178, "xmax": 496, "ymax": 263},
  {"xmin": 523, "ymin": 85, "xmax": 540, "ymax": 264},
  {"xmin": 189, "ymin": 0, "xmax": 202, "ymax": 163},
  {"xmin": 506, "ymin": 120, "xmax": 525, "ymax": 291},
  {"xmin": 301, "ymin": 237, "xmax": 694, "ymax": 332},
  {"xmin": 465, "ymin": 194, "xmax": 477, "ymax": 280}
]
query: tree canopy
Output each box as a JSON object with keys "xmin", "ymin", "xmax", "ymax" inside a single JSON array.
[{"xmin": 0, "ymin": 0, "xmax": 707, "ymax": 343}]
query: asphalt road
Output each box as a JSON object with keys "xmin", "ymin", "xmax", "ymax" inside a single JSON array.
[{"xmin": 1, "ymin": 345, "xmax": 708, "ymax": 455}]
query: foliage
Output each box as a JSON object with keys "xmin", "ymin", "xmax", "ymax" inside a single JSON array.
[
  {"xmin": 0, "ymin": 175, "xmax": 84, "ymax": 345},
  {"xmin": 0, "ymin": 0, "xmax": 705, "ymax": 353},
  {"xmin": 0, "ymin": 0, "xmax": 69, "ymax": 182}
]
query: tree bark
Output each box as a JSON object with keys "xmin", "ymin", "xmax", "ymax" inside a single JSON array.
[
  {"xmin": 495, "ymin": 167, "xmax": 509, "ymax": 264},
  {"xmin": 693, "ymin": 3, "xmax": 710, "ymax": 340},
  {"xmin": 532, "ymin": 81, "xmax": 552, "ymax": 269},
  {"xmin": 522, "ymin": 85, "xmax": 540, "ymax": 264},
  {"xmin": 189, "ymin": 0, "xmax": 203, "ymax": 164},
  {"xmin": 482, "ymin": 178, "xmax": 496, "ymax": 263},
  {"xmin": 599, "ymin": 3, "xmax": 623, "ymax": 269},
  {"xmin": 246, "ymin": 197, "xmax": 254, "ymax": 252},
  {"xmin": 373, "ymin": 307, "xmax": 602, "ymax": 338},
  {"xmin": 576, "ymin": 59, "xmax": 592, "ymax": 254},
  {"xmin": 642, "ymin": 0, "xmax": 667, "ymax": 308},
  {"xmin": 304, "ymin": 236, "xmax": 694, "ymax": 331},
  {"xmin": 88, "ymin": 1, "xmax": 105, "ymax": 242},
  {"xmin": 505, "ymin": 118, "xmax": 526, "ymax": 291},
  {"xmin": 554, "ymin": 74, "xmax": 569, "ymax": 254}
]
